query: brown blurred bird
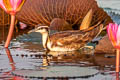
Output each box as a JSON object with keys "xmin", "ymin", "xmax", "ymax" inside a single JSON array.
[{"xmin": 30, "ymin": 21, "xmax": 104, "ymax": 51}]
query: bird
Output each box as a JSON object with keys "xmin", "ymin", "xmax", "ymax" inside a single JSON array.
[{"xmin": 29, "ymin": 21, "xmax": 104, "ymax": 51}]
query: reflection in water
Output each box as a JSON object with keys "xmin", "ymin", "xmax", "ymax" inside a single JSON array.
[
  {"xmin": 3, "ymin": 48, "xmax": 25, "ymax": 80},
  {"xmin": 5, "ymin": 48, "xmax": 15, "ymax": 71},
  {"xmin": 39, "ymin": 50, "xmax": 95, "ymax": 72},
  {"xmin": 116, "ymin": 72, "xmax": 119, "ymax": 80},
  {"xmin": 0, "ymin": 46, "xmax": 119, "ymax": 80},
  {"xmin": 3, "ymin": 48, "xmax": 98, "ymax": 79},
  {"xmin": 47, "ymin": 51, "xmax": 95, "ymax": 66},
  {"xmin": 40, "ymin": 53, "xmax": 50, "ymax": 70}
]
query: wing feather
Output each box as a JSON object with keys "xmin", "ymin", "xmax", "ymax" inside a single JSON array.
[{"xmin": 50, "ymin": 23, "xmax": 103, "ymax": 47}]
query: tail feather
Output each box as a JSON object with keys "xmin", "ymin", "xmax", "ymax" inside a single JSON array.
[
  {"xmin": 81, "ymin": 19, "xmax": 108, "ymax": 39},
  {"xmin": 79, "ymin": 9, "xmax": 93, "ymax": 30},
  {"xmin": 82, "ymin": 19, "xmax": 107, "ymax": 32}
]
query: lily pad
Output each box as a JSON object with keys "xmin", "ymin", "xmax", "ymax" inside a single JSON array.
[{"xmin": 11, "ymin": 66, "xmax": 98, "ymax": 79}]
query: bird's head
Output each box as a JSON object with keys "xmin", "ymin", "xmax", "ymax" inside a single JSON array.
[{"xmin": 29, "ymin": 25, "xmax": 49, "ymax": 34}]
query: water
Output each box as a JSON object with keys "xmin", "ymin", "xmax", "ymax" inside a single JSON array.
[
  {"xmin": 97, "ymin": 0, "xmax": 120, "ymax": 10},
  {"xmin": 0, "ymin": 41, "xmax": 118, "ymax": 80},
  {"xmin": 96, "ymin": 0, "xmax": 120, "ymax": 24},
  {"xmin": 0, "ymin": 0, "xmax": 120, "ymax": 80}
]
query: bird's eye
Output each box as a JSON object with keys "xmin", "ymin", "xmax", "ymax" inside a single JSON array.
[
  {"xmin": 37, "ymin": 27, "xmax": 43, "ymax": 30},
  {"xmin": 40, "ymin": 27, "xmax": 44, "ymax": 29}
]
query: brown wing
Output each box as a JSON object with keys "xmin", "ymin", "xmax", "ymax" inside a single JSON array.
[{"xmin": 50, "ymin": 22, "xmax": 103, "ymax": 47}]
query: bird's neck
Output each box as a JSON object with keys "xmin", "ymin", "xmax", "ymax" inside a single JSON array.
[{"xmin": 42, "ymin": 32, "xmax": 50, "ymax": 49}]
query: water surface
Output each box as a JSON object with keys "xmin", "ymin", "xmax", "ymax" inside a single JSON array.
[{"xmin": 0, "ymin": 0, "xmax": 120, "ymax": 80}]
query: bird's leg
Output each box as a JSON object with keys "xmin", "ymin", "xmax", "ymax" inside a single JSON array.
[{"xmin": 4, "ymin": 15, "xmax": 15, "ymax": 48}]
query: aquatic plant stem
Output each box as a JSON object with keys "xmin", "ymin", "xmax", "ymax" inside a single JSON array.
[
  {"xmin": 4, "ymin": 15, "xmax": 15, "ymax": 48},
  {"xmin": 116, "ymin": 49, "xmax": 120, "ymax": 72}
]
